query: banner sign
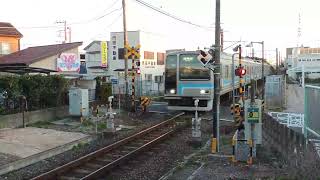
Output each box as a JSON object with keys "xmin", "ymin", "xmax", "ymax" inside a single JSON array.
[
  {"xmin": 57, "ymin": 53, "xmax": 80, "ymax": 72},
  {"xmin": 101, "ymin": 41, "xmax": 107, "ymax": 67}
]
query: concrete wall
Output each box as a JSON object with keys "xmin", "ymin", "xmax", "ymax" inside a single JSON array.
[
  {"xmin": 0, "ymin": 106, "xmax": 68, "ymax": 128},
  {"xmin": 263, "ymin": 114, "xmax": 320, "ymax": 178}
]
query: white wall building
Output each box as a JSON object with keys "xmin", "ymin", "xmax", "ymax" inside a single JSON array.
[
  {"xmin": 108, "ymin": 30, "xmax": 166, "ymax": 95},
  {"xmin": 286, "ymin": 47, "xmax": 320, "ymax": 79}
]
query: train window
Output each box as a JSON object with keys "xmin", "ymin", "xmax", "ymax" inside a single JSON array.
[
  {"xmin": 179, "ymin": 54, "xmax": 210, "ymax": 80},
  {"xmin": 225, "ymin": 65, "xmax": 229, "ymax": 79}
]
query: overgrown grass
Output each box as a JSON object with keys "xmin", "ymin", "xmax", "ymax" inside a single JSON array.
[
  {"xmin": 27, "ymin": 120, "xmax": 52, "ymax": 129},
  {"xmin": 71, "ymin": 142, "xmax": 88, "ymax": 151}
]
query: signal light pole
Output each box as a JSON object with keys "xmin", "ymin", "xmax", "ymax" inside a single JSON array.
[{"xmin": 212, "ymin": 0, "xmax": 221, "ymax": 153}]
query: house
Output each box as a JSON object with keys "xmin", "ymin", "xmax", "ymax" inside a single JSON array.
[
  {"xmin": 0, "ymin": 42, "xmax": 102, "ymax": 101},
  {"xmin": 83, "ymin": 40, "xmax": 109, "ymax": 76},
  {"xmin": 0, "ymin": 22, "xmax": 23, "ymax": 56},
  {"xmin": 0, "ymin": 42, "xmax": 83, "ymax": 74}
]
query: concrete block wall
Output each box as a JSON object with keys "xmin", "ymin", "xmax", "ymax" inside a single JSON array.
[
  {"xmin": 0, "ymin": 106, "xmax": 68, "ymax": 128},
  {"xmin": 263, "ymin": 114, "xmax": 320, "ymax": 178}
]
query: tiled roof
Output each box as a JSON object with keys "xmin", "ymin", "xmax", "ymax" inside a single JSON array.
[
  {"xmin": 0, "ymin": 22, "xmax": 23, "ymax": 38},
  {"xmin": 0, "ymin": 42, "xmax": 83, "ymax": 65}
]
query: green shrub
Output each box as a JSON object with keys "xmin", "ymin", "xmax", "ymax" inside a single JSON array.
[{"xmin": 0, "ymin": 75, "xmax": 70, "ymax": 114}]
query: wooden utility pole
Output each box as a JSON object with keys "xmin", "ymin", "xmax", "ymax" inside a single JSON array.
[
  {"xmin": 276, "ymin": 48, "xmax": 279, "ymax": 74},
  {"xmin": 122, "ymin": 0, "xmax": 129, "ymax": 100},
  {"xmin": 212, "ymin": 0, "xmax": 221, "ymax": 153}
]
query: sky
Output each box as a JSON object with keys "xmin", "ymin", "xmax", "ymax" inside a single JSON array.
[{"xmin": 2, "ymin": 0, "xmax": 320, "ymax": 63}]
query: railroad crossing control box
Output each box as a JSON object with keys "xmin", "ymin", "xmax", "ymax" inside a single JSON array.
[
  {"xmin": 244, "ymin": 99, "xmax": 263, "ymax": 145},
  {"xmin": 69, "ymin": 88, "xmax": 89, "ymax": 117}
]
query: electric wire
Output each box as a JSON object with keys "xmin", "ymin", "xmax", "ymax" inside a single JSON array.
[{"xmin": 132, "ymin": 0, "xmax": 214, "ymax": 31}]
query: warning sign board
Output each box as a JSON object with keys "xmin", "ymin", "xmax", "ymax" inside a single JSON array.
[{"xmin": 247, "ymin": 107, "xmax": 259, "ymax": 123}]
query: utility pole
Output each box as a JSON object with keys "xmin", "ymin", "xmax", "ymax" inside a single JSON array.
[
  {"xmin": 56, "ymin": 20, "xmax": 67, "ymax": 43},
  {"xmin": 68, "ymin": 27, "xmax": 71, "ymax": 43},
  {"xmin": 276, "ymin": 48, "xmax": 279, "ymax": 74},
  {"xmin": 261, "ymin": 41, "xmax": 265, "ymax": 100},
  {"xmin": 212, "ymin": 0, "xmax": 221, "ymax": 153},
  {"xmin": 122, "ymin": 0, "xmax": 129, "ymax": 103}
]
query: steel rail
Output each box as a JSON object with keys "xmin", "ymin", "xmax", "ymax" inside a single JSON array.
[{"xmin": 31, "ymin": 112, "xmax": 184, "ymax": 180}]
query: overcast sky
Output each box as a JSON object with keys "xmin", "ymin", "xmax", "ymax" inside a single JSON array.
[{"xmin": 2, "ymin": 0, "xmax": 320, "ymax": 63}]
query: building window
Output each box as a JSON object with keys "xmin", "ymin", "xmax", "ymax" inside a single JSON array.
[
  {"xmin": 154, "ymin": 75, "xmax": 163, "ymax": 83},
  {"xmin": 118, "ymin": 48, "xmax": 124, "ymax": 59},
  {"xmin": 157, "ymin": 52, "xmax": 165, "ymax": 65},
  {"xmin": 144, "ymin": 51, "xmax": 154, "ymax": 59},
  {"xmin": 80, "ymin": 54, "xmax": 85, "ymax": 60},
  {"xmin": 145, "ymin": 74, "xmax": 152, "ymax": 81},
  {"xmin": 0, "ymin": 42, "xmax": 10, "ymax": 55}
]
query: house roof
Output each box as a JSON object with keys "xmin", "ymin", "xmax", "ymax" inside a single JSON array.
[
  {"xmin": 84, "ymin": 41, "xmax": 101, "ymax": 50},
  {"xmin": 0, "ymin": 22, "xmax": 23, "ymax": 38},
  {"xmin": 0, "ymin": 65, "xmax": 57, "ymax": 74},
  {"xmin": 0, "ymin": 42, "xmax": 83, "ymax": 65}
]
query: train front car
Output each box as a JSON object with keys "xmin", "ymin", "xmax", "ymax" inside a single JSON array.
[{"xmin": 164, "ymin": 51, "xmax": 213, "ymax": 111}]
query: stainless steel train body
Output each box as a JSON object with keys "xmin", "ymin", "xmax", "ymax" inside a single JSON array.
[{"xmin": 164, "ymin": 51, "xmax": 271, "ymax": 111}]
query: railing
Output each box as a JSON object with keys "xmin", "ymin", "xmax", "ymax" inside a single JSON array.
[{"xmin": 268, "ymin": 112, "xmax": 304, "ymax": 133}]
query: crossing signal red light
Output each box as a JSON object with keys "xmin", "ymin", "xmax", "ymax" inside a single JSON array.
[{"xmin": 235, "ymin": 67, "xmax": 246, "ymax": 77}]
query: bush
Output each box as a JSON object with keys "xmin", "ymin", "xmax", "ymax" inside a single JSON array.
[{"xmin": 0, "ymin": 75, "xmax": 70, "ymax": 114}]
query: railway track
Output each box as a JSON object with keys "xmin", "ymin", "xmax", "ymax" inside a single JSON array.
[{"xmin": 31, "ymin": 112, "xmax": 185, "ymax": 180}]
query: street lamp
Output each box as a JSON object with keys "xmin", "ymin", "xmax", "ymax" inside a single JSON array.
[{"xmin": 246, "ymin": 41, "xmax": 265, "ymax": 100}]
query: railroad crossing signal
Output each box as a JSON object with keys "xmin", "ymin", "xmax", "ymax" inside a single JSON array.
[
  {"xmin": 125, "ymin": 44, "xmax": 141, "ymax": 112},
  {"xmin": 235, "ymin": 67, "xmax": 246, "ymax": 78},
  {"xmin": 125, "ymin": 44, "xmax": 141, "ymax": 59},
  {"xmin": 197, "ymin": 50, "xmax": 212, "ymax": 66}
]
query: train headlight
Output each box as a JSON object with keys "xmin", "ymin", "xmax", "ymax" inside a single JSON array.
[
  {"xmin": 170, "ymin": 89, "xmax": 176, "ymax": 94},
  {"xmin": 200, "ymin": 89, "xmax": 209, "ymax": 94}
]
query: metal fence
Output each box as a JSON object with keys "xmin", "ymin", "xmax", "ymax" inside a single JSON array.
[
  {"xmin": 0, "ymin": 91, "xmax": 68, "ymax": 115},
  {"xmin": 111, "ymin": 77, "xmax": 164, "ymax": 97},
  {"xmin": 265, "ymin": 75, "xmax": 286, "ymax": 110},
  {"xmin": 305, "ymin": 85, "xmax": 320, "ymax": 138}
]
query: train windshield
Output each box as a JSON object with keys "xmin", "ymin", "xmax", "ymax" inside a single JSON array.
[
  {"xmin": 165, "ymin": 55, "xmax": 177, "ymax": 79},
  {"xmin": 179, "ymin": 54, "xmax": 210, "ymax": 80}
]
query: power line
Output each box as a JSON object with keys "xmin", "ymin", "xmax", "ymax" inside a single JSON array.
[
  {"xmin": 87, "ymin": 12, "xmax": 123, "ymax": 41},
  {"xmin": 70, "ymin": 7, "xmax": 122, "ymax": 25},
  {"xmin": 0, "ymin": 2, "xmax": 122, "ymax": 30},
  {"xmin": 132, "ymin": 0, "xmax": 214, "ymax": 31}
]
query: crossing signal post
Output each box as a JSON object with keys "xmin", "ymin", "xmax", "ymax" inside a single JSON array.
[
  {"xmin": 235, "ymin": 45, "xmax": 246, "ymax": 130},
  {"xmin": 125, "ymin": 44, "xmax": 141, "ymax": 112},
  {"xmin": 196, "ymin": 47, "xmax": 219, "ymax": 153}
]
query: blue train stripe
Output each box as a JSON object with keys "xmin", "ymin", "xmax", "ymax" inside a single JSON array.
[{"xmin": 177, "ymin": 79, "xmax": 242, "ymax": 95}]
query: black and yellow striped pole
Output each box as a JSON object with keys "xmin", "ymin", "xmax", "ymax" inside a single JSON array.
[
  {"xmin": 238, "ymin": 45, "xmax": 244, "ymax": 106},
  {"xmin": 125, "ymin": 44, "xmax": 141, "ymax": 113},
  {"xmin": 131, "ymin": 49, "xmax": 135, "ymax": 112}
]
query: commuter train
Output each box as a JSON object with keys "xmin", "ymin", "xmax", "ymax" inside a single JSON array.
[{"xmin": 164, "ymin": 50, "xmax": 272, "ymax": 111}]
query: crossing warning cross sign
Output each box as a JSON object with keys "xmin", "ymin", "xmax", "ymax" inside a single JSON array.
[{"xmin": 125, "ymin": 44, "xmax": 140, "ymax": 59}]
